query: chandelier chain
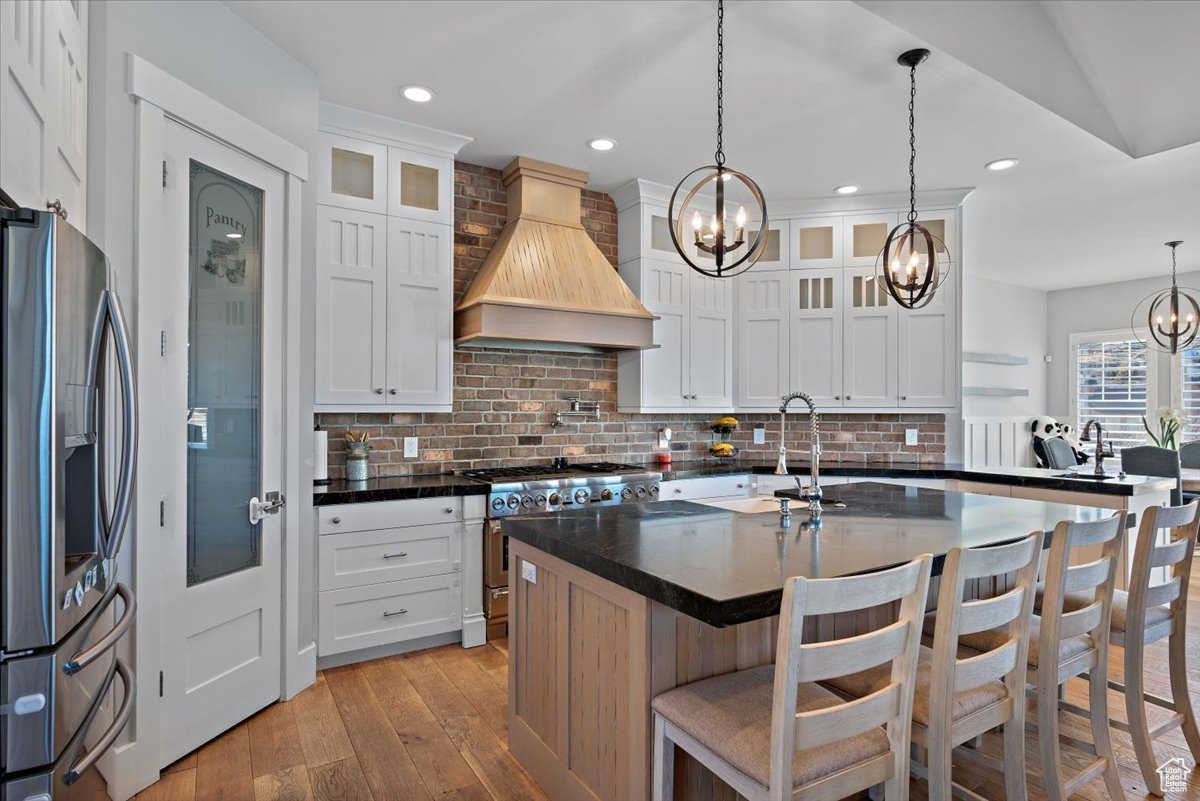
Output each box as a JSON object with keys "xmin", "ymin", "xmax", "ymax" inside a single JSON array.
[
  {"xmin": 715, "ymin": 0, "xmax": 725, "ymax": 166},
  {"xmin": 1172, "ymin": 242, "xmax": 1178, "ymax": 284},
  {"xmin": 907, "ymin": 63, "xmax": 917, "ymax": 224}
]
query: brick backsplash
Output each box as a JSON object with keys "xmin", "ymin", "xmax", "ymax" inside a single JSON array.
[{"xmin": 315, "ymin": 161, "xmax": 945, "ymax": 479}]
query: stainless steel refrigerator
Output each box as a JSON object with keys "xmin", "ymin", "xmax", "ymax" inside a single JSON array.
[{"xmin": 1, "ymin": 207, "xmax": 137, "ymax": 800}]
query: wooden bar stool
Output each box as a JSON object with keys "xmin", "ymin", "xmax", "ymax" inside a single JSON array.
[
  {"xmin": 958, "ymin": 512, "xmax": 1126, "ymax": 801},
  {"xmin": 650, "ymin": 554, "xmax": 933, "ymax": 801},
  {"xmin": 1054, "ymin": 501, "xmax": 1200, "ymax": 796},
  {"xmin": 825, "ymin": 533, "xmax": 1044, "ymax": 801}
]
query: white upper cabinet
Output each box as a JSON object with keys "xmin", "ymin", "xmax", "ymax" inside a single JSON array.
[
  {"xmin": 618, "ymin": 259, "xmax": 689, "ymax": 409},
  {"xmin": 387, "ymin": 147, "xmax": 453, "ymax": 225},
  {"xmin": 617, "ymin": 202, "xmax": 689, "ymax": 265},
  {"xmin": 385, "ymin": 218, "xmax": 453, "ymax": 406},
  {"xmin": 842, "ymin": 267, "xmax": 898, "ymax": 407},
  {"xmin": 898, "ymin": 266, "xmax": 957, "ymax": 407},
  {"xmin": 317, "ymin": 132, "xmax": 389, "ymax": 214},
  {"xmin": 315, "ymin": 207, "xmax": 388, "ymax": 406},
  {"xmin": 314, "ymin": 104, "xmax": 470, "ymax": 411},
  {"xmin": 1, "ymin": 0, "xmax": 88, "ymax": 227},
  {"xmin": 790, "ymin": 216, "xmax": 843, "ymax": 270},
  {"xmin": 913, "ymin": 208, "xmax": 957, "ymax": 264},
  {"xmin": 688, "ymin": 272, "xmax": 734, "ymax": 409},
  {"xmin": 736, "ymin": 271, "xmax": 789, "ymax": 408},
  {"xmin": 790, "ymin": 270, "xmax": 843, "ymax": 406},
  {"xmin": 842, "ymin": 213, "xmax": 898, "ymax": 268},
  {"xmin": 740, "ymin": 218, "xmax": 789, "ymax": 270}
]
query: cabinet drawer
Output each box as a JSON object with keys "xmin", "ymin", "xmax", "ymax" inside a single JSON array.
[
  {"xmin": 662, "ymin": 475, "xmax": 752, "ymax": 501},
  {"xmin": 319, "ymin": 522, "xmax": 462, "ymax": 591},
  {"xmin": 318, "ymin": 574, "xmax": 462, "ymax": 656},
  {"xmin": 318, "ymin": 497, "xmax": 461, "ymax": 534}
]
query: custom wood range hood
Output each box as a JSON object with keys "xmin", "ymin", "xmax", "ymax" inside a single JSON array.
[{"xmin": 454, "ymin": 157, "xmax": 656, "ymax": 351}]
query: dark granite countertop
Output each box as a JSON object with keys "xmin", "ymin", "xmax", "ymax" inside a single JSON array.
[
  {"xmin": 313, "ymin": 473, "xmax": 487, "ymax": 506},
  {"xmin": 504, "ymin": 483, "xmax": 1131, "ymax": 627},
  {"xmin": 638, "ymin": 460, "xmax": 1175, "ymax": 497}
]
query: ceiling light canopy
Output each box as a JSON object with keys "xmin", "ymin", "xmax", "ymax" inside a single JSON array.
[
  {"xmin": 876, "ymin": 48, "xmax": 949, "ymax": 310},
  {"xmin": 1133, "ymin": 241, "xmax": 1198, "ymax": 354},
  {"xmin": 587, "ymin": 138, "xmax": 617, "ymax": 152},
  {"xmin": 985, "ymin": 157, "xmax": 1020, "ymax": 171},
  {"xmin": 834, "ymin": 185, "xmax": 859, "ymax": 195},
  {"xmin": 399, "ymin": 85, "xmax": 435, "ymax": 103},
  {"xmin": 668, "ymin": 0, "xmax": 768, "ymax": 279}
]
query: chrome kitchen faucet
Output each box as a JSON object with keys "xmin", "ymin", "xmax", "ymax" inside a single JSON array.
[{"xmin": 776, "ymin": 391, "xmax": 823, "ymax": 514}]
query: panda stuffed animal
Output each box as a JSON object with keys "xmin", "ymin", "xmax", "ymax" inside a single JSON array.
[{"xmin": 1030, "ymin": 416, "xmax": 1089, "ymax": 467}]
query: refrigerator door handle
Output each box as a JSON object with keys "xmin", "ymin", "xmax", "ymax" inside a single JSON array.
[
  {"xmin": 64, "ymin": 658, "xmax": 134, "ymax": 784},
  {"xmin": 103, "ymin": 289, "xmax": 138, "ymax": 561},
  {"xmin": 63, "ymin": 582, "xmax": 136, "ymax": 675}
]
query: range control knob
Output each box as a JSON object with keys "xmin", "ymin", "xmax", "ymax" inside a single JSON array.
[
  {"xmin": 491, "ymin": 497, "xmax": 506, "ymax": 511},
  {"xmin": 535, "ymin": 494, "xmax": 547, "ymax": 506},
  {"xmin": 635, "ymin": 486, "xmax": 647, "ymax": 498},
  {"xmin": 574, "ymin": 489, "xmax": 591, "ymax": 505},
  {"xmin": 649, "ymin": 484, "xmax": 660, "ymax": 496},
  {"xmin": 506, "ymin": 494, "xmax": 520, "ymax": 509},
  {"xmin": 548, "ymin": 492, "xmax": 561, "ymax": 505},
  {"xmin": 621, "ymin": 487, "xmax": 633, "ymax": 499},
  {"xmin": 521, "ymin": 495, "xmax": 534, "ymax": 508},
  {"xmin": 600, "ymin": 488, "xmax": 614, "ymax": 501}
]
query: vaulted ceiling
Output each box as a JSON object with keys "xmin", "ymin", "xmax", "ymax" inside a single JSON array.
[{"xmin": 226, "ymin": 0, "xmax": 1200, "ymax": 291}]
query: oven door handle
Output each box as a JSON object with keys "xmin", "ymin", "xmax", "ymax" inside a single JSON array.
[
  {"xmin": 63, "ymin": 582, "xmax": 135, "ymax": 675},
  {"xmin": 64, "ymin": 658, "xmax": 134, "ymax": 784}
]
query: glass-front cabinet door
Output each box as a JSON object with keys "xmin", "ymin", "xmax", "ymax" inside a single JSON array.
[
  {"xmin": 388, "ymin": 147, "xmax": 453, "ymax": 224},
  {"xmin": 843, "ymin": 213, "xmax": 899, "ymax": 268},
  {"xmin": 790, "ymin": 216, "xmax": 843, "ymax": 269},
  {"xmin": 318, "ymin": 131, "xmax": 388, "ymax": 214}
]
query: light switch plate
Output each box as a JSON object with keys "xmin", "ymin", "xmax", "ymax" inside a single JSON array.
[
  {"xmin": 521, "ymin": 561, "xmax": 537, "ymax": 584},
  {"xmin": 753, "ymin": 427, "xmax": 766, "ymax": 445},
  {"xmin": 905, "ymin": 428, "xmax": 919, "ymax": 446},
  {"xmin": 403, "ymin": 437, "xmax": 418, "ymax": 458}
]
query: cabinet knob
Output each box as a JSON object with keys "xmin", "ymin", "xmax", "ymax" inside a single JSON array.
[
  {"xmin": 846, "ymin": 396, "xmax": 852, "ymax": 400},
  {"xmin": 901, "ymin": 395, "xmax": 908, "ymax": 401},
  {"xmin": 331, "ymin": 516, "xmax": 342, "ymax": 524},
  {"xmin": 673, "ymin": 487, "xmax": 682, "ymax": 494},
  {"xmin": 443, "ymin": 507, "xmax": 454, "ymax": 515},
  {"xmin": 389, "ymin": 388, "xmax": 398, "ymax": 395},
  {"xmin": 45, "ymin": 199, "xmax": 67, "ymax": 220},
  {"xmin": 834, "ymin": 395, "xmax": 841, "ymax": 400},
  {"xmin": 374, "ymin": 388, "xmax": 384, "ymax": 395},
  {"xmin": 736, "ymin": 483, "xmax": 745, "ymax": 489}
]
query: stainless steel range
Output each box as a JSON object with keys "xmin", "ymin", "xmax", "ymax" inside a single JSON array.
[{"xmin": 461, "ymin": 462, "xmax": 662, "ymax": 639}]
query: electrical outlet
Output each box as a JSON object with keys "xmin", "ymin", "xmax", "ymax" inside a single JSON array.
[
  {"xmin": 753, "ymin": 427, "xmax": 766, "ymax": 445},
  {"xmin": 905, "ymin": 428, "xmax": 919, "ymax": 446},
  {"xmin": 403, "ymin": 437, "xmax": 418, "ymax": 458},
  {"xmin": 521, "ymin": 561, "xmax": 537, "ymax": 584}
]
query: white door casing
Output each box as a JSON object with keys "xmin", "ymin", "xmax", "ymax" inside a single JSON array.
[{"xmin": 158, "ymin": 120, "xmax": 284, "ymax": 766}]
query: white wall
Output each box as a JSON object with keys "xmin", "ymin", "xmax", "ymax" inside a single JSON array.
[
  {"xmin": 86, "ymin": 0, "xmax": 319, "ymax": 781},
  {"xmin": 1045, "ymin": 271, "xmax": 1200, "ymax": 417},
  {"xmin": 962, "ymin": 275, "xmax": 1048, "ymax": 416}
]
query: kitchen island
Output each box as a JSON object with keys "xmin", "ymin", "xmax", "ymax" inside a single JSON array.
[{"xmin": 503, "ymin": 483, "xmax": 1129, "ymax": 801}]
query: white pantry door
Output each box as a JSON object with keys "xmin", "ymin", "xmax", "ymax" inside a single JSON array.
[{"xmin": 158, "ymin": 120, "xmax": 285, "ymax": 764}]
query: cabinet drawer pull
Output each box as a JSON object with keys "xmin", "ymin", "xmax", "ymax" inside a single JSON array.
[
  {"xmin": 331, "ymin": 516, "xmax": 342, "ymax": 524},
  {"xmin": 383, "ymin": 609, "xmax": 408, "ymax": 617},
  {"xmin": 382, "ymin": 552, "xmax": 408, "ymax": 559}
]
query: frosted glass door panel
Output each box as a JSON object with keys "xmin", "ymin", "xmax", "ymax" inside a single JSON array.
[{"xmin": 186, "ymin": 160, "xmax": 262, "ymax": 585}]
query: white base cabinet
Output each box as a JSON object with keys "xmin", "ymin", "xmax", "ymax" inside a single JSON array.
[{"xmin": 316, "ymin": 496, "xmax": 484, "ymax": 658}]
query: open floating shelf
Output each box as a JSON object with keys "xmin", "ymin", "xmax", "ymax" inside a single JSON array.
[
  {"xmin": 962, "ymin": 386, "xmax": 1030, "ymax": 397},
  {"xmin": 963, "ymin": 351, "xmax": 1029, "ymax": 366}
]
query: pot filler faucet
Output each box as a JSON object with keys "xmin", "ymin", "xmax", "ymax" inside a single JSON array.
[
  {"xmin": 776, "ymin": 391, "xmax": 823, "ymax": 514},
  {"xmin": 1080, "ymin": 419, "xmax": 1106, "ymax": 476}
]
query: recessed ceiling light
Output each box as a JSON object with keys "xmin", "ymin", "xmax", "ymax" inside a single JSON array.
[
  {"xmin": 834, "ymin": 185, "xmax": 859, "ymax": 195},
  {"xmin": 225, "ymin": 232, "xmax": 242, "ymax": 239},
  {"xmin": 985, "ymin": 157, "xmax": 1019, "ymax": 171},
  {"xmin": 400, "ymin": 85, "xmax": 435, "ymax": 103},
  {"xmin": 587, "ymin": 138, "xmax": 617, "ymax": 152}
]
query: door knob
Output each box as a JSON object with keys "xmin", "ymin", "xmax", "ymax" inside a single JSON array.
[{"xmin": 248, "ymin": 491, "xmax": 286, "ymax": 524}]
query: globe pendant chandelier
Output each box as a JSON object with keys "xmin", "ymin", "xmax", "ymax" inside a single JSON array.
[
  {"xmin": 877, "ymin": 48, "xmax": 949, "ymax": 309},
  {"xmin": 1133, "ymin": 241, "xmax": 1198, "ymax": 354},
  {"xmin": 668, "ymin": 0, "xmax": 768, "ymax": 279}
]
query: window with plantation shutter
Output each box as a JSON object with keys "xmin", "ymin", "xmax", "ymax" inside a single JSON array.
[{"xmin": 1073, "ymin": 336, "xmax": 1153, "ymax": 451}]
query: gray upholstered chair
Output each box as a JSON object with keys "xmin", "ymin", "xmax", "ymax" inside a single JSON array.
[
  {"xmin": 1121, "ymin": 445, "xmax": 1183, "ymax": 505},
  {"xmin": 1179, "ymin": 440, "xmax": 1200, "ymax": 469},
  {"xmin": 1042, "ymin": 437, "xmax": 1078, "ymax": 470}
]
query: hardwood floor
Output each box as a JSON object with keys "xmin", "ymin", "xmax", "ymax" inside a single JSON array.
[{"xmin": 138, "ymin": 573, "xmax": 1200, "ymax": 801}]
